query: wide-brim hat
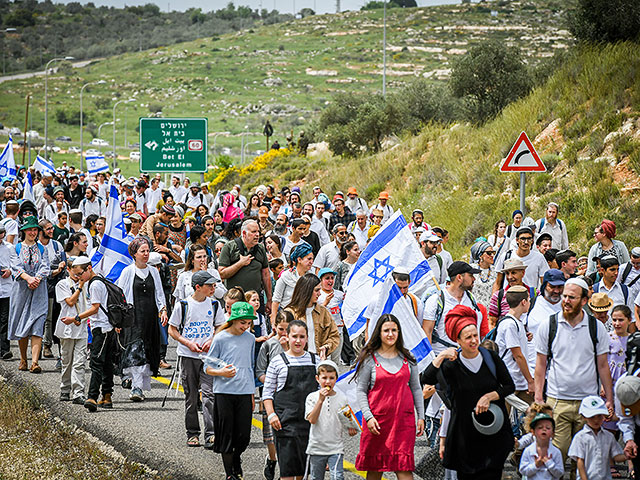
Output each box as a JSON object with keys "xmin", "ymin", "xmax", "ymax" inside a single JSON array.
[
  {"xmin": 20, "ymin": 216, "xmax": 41, "ymax": 231},
  {"xmin": 589, "ymin": 292, "xmax": 613, "ymax": 312},
  {"xmin": 471, "ymin": 403, "xmax": 504, "ymax": 435}
]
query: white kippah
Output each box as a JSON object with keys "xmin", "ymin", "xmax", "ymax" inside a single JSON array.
[{"xmin": 565, "ymin": 277, "xmax": 588, "ymax": 291}]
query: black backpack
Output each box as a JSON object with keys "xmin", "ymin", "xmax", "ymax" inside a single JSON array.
[
  {"xmin": 88, "ymin": 275, "xmax": 135, "ymax": 329},
  {"xmin": 626, "ymin": 331, "xmax": 640, "ymax": 374}
]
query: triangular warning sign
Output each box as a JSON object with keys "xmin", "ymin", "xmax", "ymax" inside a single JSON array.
[{"xmin": 500, "ymin": 131, "xmax": 546, "ymax": 172}]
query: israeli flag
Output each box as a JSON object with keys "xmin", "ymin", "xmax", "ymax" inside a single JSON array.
[
  {"xmin": 91, "ymin": 184, "xmax": 132, "ymax": 280},
  {"xmin": 86, "ymin": 154, "xmax": 109, "ymax": 176},
  {"xmin": 33, "ymin": 155, "xmax": 56, "ymax": 175},
  {"xmin": 334, "ymin": 369, "xmax": 363, "ymax": 428},
  {"xmin": 342, "ymin": 210, "xmax": 433, "ymax": 340},
  {"xmin": 0, "ymin": 136, "xmax": 17, "ymax": 179},
  {"xmin": 22, "ymin": 171, "xmax": 35, "ymax": 202}
]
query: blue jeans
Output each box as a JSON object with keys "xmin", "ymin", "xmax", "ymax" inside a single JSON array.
[{"xmin": 309, "ymin": 453, "xmax": 344, "ymax": 480}]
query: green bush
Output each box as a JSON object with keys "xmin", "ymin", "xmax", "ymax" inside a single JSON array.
[{"xmin": 568, "ymin": 0, "xmax": 640, "ymax": 43}]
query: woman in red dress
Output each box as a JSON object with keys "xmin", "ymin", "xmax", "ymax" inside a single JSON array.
[{"xmin": 355, "ymin": 313, "xmax": 425, "ymax": 479}]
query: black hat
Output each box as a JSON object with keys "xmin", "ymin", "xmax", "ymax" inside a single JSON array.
[{"xmin": 447, "ymin": 261, "xmax": 481, "ymax": 278}]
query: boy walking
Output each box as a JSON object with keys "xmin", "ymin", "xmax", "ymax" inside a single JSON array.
[
  {"xmin": 305, "ymin": 359, "xmax": 358, "ymax": 480},
  {"xmin": 168, "ymin": 271, "xmax": 225, "ymax": 449},
  {"xmin": 55, "ymin": 257, "xmax": 89, "ymax": 404}
]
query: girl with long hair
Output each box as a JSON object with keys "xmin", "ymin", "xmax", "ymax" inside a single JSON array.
[
  {"xmin": 284, "ymin": 273, "xmax": 339, "ymax": 359},
  {"xmin": 355, "ymin": 314, "xmax": 425, "ymax": 479},
  {"xmin": 270, "ymin": 242, "xmax": 314, "ymax": 324}
]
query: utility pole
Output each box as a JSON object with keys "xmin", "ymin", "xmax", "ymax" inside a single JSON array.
[
  {"xmin": 22, "ymin": 95, "xmax": 29, "ymax": 167},
  {"xmin": 336, "ymin": 0, "xmax": 340, "ymax": 13},
  {"xmin": 382, "ymin": 0, "xmax": 387, "ymax": 97}
]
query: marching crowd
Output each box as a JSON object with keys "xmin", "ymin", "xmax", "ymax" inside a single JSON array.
[{"xmin": 2, "ymin": 164, "xmax": 640, "ymax": 480}]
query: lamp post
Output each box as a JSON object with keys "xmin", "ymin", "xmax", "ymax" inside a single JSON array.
[
  {"xmin": 382, "ymin": 0, "xmax": 387, "ymax": 97},
  {"xmin": 112, "ymin": 98, "xmax": 135, "ymax": 169},
  {"xmin": 80, "ymin": 79, "xmax": 107, "ymax": 171},
  {"xmin": 243, "ymin": 141, "xmax": 260, "ymax": 163},
  {"xmin": 44, "ymin": 55, "xmax": 74, "ymax": 160},
  {"xmin": 212, "ymin": 131, "xmax": 231, "ymax": 156},
  {"xmin": 97, "ymin": 121, "xmax": 113, "ymax": 139},
  {"xmin": 240, "ymin": 125, "xmax": 249, "ymax": 164}
]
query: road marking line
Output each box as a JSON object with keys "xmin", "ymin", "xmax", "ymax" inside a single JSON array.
[{"xmin": 152, "ymin": 375, "xmax": 376, "ymax": 479}]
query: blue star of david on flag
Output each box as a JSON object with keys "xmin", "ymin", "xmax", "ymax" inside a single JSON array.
[{"xmin": 368, "ymin": 255, "xmax": 394, "ymax": 287}]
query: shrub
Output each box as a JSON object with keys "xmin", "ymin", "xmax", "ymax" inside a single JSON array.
[{"xmin": 568, "ymin": 0, "xmax": 640, "ymax": 43}]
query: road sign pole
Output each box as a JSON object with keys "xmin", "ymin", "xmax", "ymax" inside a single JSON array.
[{"xmin": 520, "ymin": 172, "xmax": 526, "ymax": 215}]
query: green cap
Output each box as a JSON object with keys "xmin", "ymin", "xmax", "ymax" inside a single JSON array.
[
  {"xmin": 228, "ymin": 301, "xmax": 257, "ymax": 322},
  {"xmin": 530, "ymin": 412, "xmax": 555, "ymax": 430}
]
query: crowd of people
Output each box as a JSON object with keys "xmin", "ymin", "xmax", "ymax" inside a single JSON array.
[{"xmin": 2, "ymin": 164, "xmax": 640, "ymax": 480}]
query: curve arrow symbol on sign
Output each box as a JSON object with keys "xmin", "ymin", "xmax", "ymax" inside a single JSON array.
[{"xmin": 514, "ymin": 150, "xmax": 530, "ymax": 165}]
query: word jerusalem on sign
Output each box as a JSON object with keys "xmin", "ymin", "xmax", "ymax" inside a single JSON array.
[
  {"xmin": 500, "ymin": 131, "xmax": 546, "ymax": 214},
  {"xmin": 139, "ymin": 117, "xmax": 208, "ymax": 172}
]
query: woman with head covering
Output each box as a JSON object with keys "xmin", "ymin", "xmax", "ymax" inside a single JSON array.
[
  {"xmin": 220, "ymin": 192, "xmax": 244, "ymax": 223},
  {"xmin": 8, "ymin": 217, "xmax": 50, "ymax": 373},
  {"xmin": 586, "ymin": 219, "xmax": 630, "ymax": 275},
  {"xmin": 355, "ymin": 314, "xmax": 424, "ymax": 478},
  {"xmin": 116, "ymin": 237, "xmax": 167, "ymax": 401},
  {"xmin": 421, "ymin": 305, "xmax": 515, "ymax": 480},
  {"xmin": 270, "ymin": 242, "xmax": 314, "ymax": 324},
  {"xmin": 284, "ymin": 273, "xmax": 339, "ymax": 358},
  {"xmin": 469, "ymin": 240, "xmax": 497, "ymax": 305}
]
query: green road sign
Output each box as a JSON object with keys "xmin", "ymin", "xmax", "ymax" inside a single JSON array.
[{"xmin": 139, "ymin": 117, "xmax": 207, "ymax": 172}]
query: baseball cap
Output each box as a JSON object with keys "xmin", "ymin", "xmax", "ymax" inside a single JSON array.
[
  {"xmin": 129, "ymin": 213, "xmax": 142, "ymax": 222},
  {"xmin": 530, "ymin": 413, "xmax": 555, "ymax": 430},
  {"xmin": 318, "ymin": 267, "xmax": 336, "ymax": 278},
  {"xmin": 147, "ymin": 252, "xmax": 162, "ymax": 266},
  {"xmin": 500, "ymin": 258, "xmax": 527, "ymax": 272},
  {"xmin": 227, "ymin": 301, "xmax": 257, "ymax": 322},
  {"xmin": 543, "ymin": 269, "xmax": 566, "ymax": 286},
  {"xmin": 616, "ymin": 375, "xmax": 640, "ymax": 416},
  {"xmin": 579, "ymin": 395, "xmax": 609, "ymax": 418},
  {"xmin": 347, "ymin": 187, "xmax": 357, "ymax": 195},
  {"xmin": 419, "ymin": 230, "xmax": 440, "ymax": 243},
  {"xmin": 447, "ymin": 261, "xmax": 481, "ymax": 278},
  {"xmin": 316, "ymin": 359, "xmax": 338, "ymax": 374},
  {"xmin": 378, "ymin": 191, "xmax": 389, "ymax": 200},
  {"xmin": 191, "ymin": 271, "xmax": 217, "ymax": 288}
]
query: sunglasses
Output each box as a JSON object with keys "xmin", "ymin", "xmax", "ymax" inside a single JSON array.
[{"xmin": 485, "ymin": 251, "xmax": 496, "ymax": 256}]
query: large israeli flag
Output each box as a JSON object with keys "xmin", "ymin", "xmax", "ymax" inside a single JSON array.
[
  {"xmin": 86, "ymin": 154, "xmax": 109, "ymax": 176},
  {"xmin": 0, "ymin": 136, "xmax": 17, "ymax": 179},
  {"xmin": 33, "ymin": 155, "xmax": 56, "ymax": 175},
  {"xmin": 22, "ymin": 171, "xmax": 35, "ymax": 202},
  {"xmin": 342, "ymin": 210, "xmax": 433, "ymax": 340},
  {"xmin": 91, "ymin": 184, "xmax": 132, "ymax": 280}
]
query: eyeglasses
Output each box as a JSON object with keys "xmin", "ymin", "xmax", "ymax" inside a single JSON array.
[
  {"xmin": 518, "ymin": 237, "xmax": 534, "ymax": 242},
  {"xmin": 373, "ymin": 215, "xmax": 383, "ymax": 219}
]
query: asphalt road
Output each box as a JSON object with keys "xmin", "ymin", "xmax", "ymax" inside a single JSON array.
[
  {"xmin": 0, "ymin": 59, "xmax": 100, "ymax": 84},
  {"xmin": 0, "ymin": 340, "xmax": 428, "ymax": 480}
]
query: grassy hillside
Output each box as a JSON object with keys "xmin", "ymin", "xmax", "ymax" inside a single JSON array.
[
  {"xmin": 235, "ymin": 42, "xmax": 640, "ymax": 260},
  {"xmin": 0, "ymin": 0, "xmax": 571, "ymax": 168}
]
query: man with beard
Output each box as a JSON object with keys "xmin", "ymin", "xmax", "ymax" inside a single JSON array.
[
  {"xmin": 419, "ymin": 230, "xmax": 445, "ymax": 286},
  {"xmin": 269, "ymin": 213, "xmax": 290, "ymax": 240},
  {"xmin": 80, "ymin": 185, "xmax": 105, "ymax": 219},
  {"xmin": 525, "ymin": 269, "xmax": 565, "ymax": 372},
  {"xmin": 534, "ymin": 278, "xmax": 613, "ymax": 464},
  {"xmin": 313, "ymin": 224, "xmax": 349, "ymax": 273},
  {"xmin": 65, "ymin": 175, "xmax": 85, "ymax": 210}
]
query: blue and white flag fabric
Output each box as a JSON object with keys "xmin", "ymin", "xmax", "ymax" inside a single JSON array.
[
  {"xmin": 342, "ymin": 210, "xmax": 434, "ymax": 341},
  {"xmin": 22, "ymin": 171, "xmax": 35, "ymax": 202},
  {"xmin": 33, "ymin": 155, "xmax": 56, "ymax": 175},
  {"xmin": 0, "ymin": 136, "xmax": 17, "ymax": 179},
  {"xmin": 334, "ymin": 369, "xmax": 363, "ymax": 428},
  {"xmin": 91, "ymin": 184, "xmax": 132, "ymax": 281},
  {"xmin": 86, "ymin": 154, "xmax": 109, "ymax": 175}
]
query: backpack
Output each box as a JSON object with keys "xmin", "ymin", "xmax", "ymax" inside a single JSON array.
[
  {"xmin": 593, "ymin": 281, "xmax": 629, "ymax": 305},
  {"xmin": 620, "ymin": 263, "xmax": 640, "ymax": 289},
  {"xmin": 494, "ymin": 285, "xmax": 537, "ymax": 319},
  {"xmin": 625, "ymin": 331, "xmax": 640, "ymax": 374},
  {"xmin": 88, "ymin": 275, "xmax": 135, "ymax": 329},
  {"xmin": 547, "ymin": 312, "xmax": 599, "ymax": 386},
  {"xmin": 432, "ymin": 290, "xmax": 480, "ymax": 348},
  {"xmin": 484, "ymin": 314, "xmax": 520, "ymax": 345},
  {"xmin": 178, "ymin": 298, "xmax": 219, "ymax": 334},
  {"xmin": 436, "ymin": 346, "xmax": 497, "ymax": 409},
  {"xmin": 499, "ymin": 250, "xmax": 514, "ymax": 289},
  {"xmin": 539, "ymin": 218, "xmax": 564, "ymax": 233},
  {"xmin": 15, "ymin": 241, "xmax": 45, "ymax": 257}
]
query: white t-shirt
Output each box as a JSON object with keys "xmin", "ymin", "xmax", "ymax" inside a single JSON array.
[
  {"xmin": 318, "ymin": 289, "xmax": 344, "ymax": 327},
  {"xmin": 87, "ymin": 278, "xmax": 111, "ymax": 333},
  {"xmin": 54, "ymin": 278, "xmax": 88, "ymax": 340},
  {"xmin": 306, "ymin": 306, "xmax": 317, "ymax": 354},
  {"xmin": 495, "ymin": 314, "xmax": 529, "ymax": 390},
  {"xmin": 424, "ymin": 289, "xmax": 482, "ymax": 354},
  {"xmin": 526, "ymin": 296, "xmax": 562, "ymax": 372},
  {"xmin": 169, "ymin": 296, "xmax": 224, "ymax": 359},
  {"xmin": 495, "ymin": 249, "xmax": 549, "ymax": 289},
  {"xmin": 146, "ymin": 187, "xmax": 162, "ymax": 214},
  {"xmin": 305, "ymin": 389, "xmax": 349, "ymax": 455},
  {"xmin": 459, "ymin": 352, "xmax": 483, "ymax": 373},
  {"xmin": 1, "ymin": 218, "xmax": 18, "ymax": 245}
]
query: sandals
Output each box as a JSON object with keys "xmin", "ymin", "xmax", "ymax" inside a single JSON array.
[
  {"xmin": 187, "ymin": 436, "xmax": 200, "ymax": 447},
  {"xmin": 204, "ymin": 436, "xmax": 215, "ymax": 450},
  {"xmin": 18, "ymin": 361, "xmax": 28, "ymax": 371},
  {"xmin": 29, "ymin": 364, "xmax": 42, "ymax": 374},
  {"xmin": 611, "ymin": 466, "xmax": 622, "ymax": 478}
]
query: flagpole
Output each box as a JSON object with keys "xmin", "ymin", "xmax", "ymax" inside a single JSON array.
[{"xmin": 22, "ymin": 94, "xmax": 29, "ymax": 167}]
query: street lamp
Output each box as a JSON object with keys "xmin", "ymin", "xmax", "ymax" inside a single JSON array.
[
  {"xmin": 112, "ymin": 98, "xmax": 135, "ymax": 169},
  {"xmin": 211, "ymin": 131, "xmax": 231, "ymax": 155},
  {"xmin": 243, "ymin": 141, "xmax": 260, "ymax": 162},
  {"xmin": 44, "ymin": 55, "xmax": 74, "ymax": 159},
  {"xmin": 240, "ymin": 125, "xmax": 249, "ymax": 164},
  {"xmin": 382, "ymin": 0, "xmax": 387, "ymax": 97},
  {"xmin": 97, "ymin": 121, "xmax": 113, "ymax": 139},
  {"xmin": 80, "ymin": 79, "xmax": 107, "ymax": 171}
]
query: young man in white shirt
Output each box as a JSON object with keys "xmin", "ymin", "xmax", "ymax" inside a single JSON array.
[
  {"xmin": 169, "ymin": 271, "xmax": 225, "ymax": 449},
  {"xmin": 495, "ymin": 226, "xmax": 549, "ymax": 290},
  {"xmin": 0, "ymin": 201, "xmax": 19, "ymax": 245},
  {"xmin": 495, "ymin": 285, "xmax": 534, "ymax": 404},
  {"xmin": 595, "ymin": 255, "xmax": 634, "ymax": 315}
]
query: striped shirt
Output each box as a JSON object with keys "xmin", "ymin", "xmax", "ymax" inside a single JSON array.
[{"xmin": 262, "ymin": 351, "xmax": 316, "ymax": 400}]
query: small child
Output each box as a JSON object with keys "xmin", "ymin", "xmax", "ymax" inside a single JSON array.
[
  {"xmin": 568, "ymin": 395, "xmax": 627, "ymax": 480},
  {"xmin": 167, "ymin": 270, "xmax": 225, "ymax": 449},
  {"xmin": 305, "ymin": 359, "xmax": 358, "ymax": 480},
  {"xmin": 223, "ymin": 287, "xmax": 245, "ymax": 320},
  {"xmin": 519, "ymin": 413, "xmax": 564, "ymax": 479},
  {"xmin": 55, "ymin": 257, "xmax": 89, "ymax": 404},
  {"xmin": 269, "ymin": 258, "xmax": 284, "ymax": 282},
  {"xmin": 246, "ymin": 290, "xmax": 269, "ymax": 354},
  {"xmin": 514, "ymin": 403, "xmax": 555, "ymax": 464},
  {"xmin": 255, "ymin": 310, "xmax": 293, "ymax": 480}
]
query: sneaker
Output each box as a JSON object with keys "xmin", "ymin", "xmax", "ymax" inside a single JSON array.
[
  {"xmin": 59, "ymin": 392, "xmax": 71, "ymax": 402},
  {"xmin": 98, "ymin": 393, "xmax": 113, "ymax": 409},
  {"xmin": 130, "ymin": 388, "xmax": 144, "ymax": 402},
  {"xmin": 121, "ymin": 378, "xmax": 132, "ymax": 389},
  {"xmin": 263, "ymin": 456, "xmax": 277, "ymax": 480},
  {"xmin": 84, "ymin": 398, "xmax": 98, "ymax": 412},
  {"xmin": 1, "ymin": 351, "xmax": 12, "ymax": 360},
  {"xmin": 72, "ymin": 396, "xmax": 86, "ymax": 405},
  {"xmin": 42, "ymin": 345, "xmax": 54, "ymax": 358}
]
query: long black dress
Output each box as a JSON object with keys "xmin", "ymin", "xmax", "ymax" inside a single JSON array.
[
  {"xmin": 421, "ymin": 348, "xmax": 515, "ymax": 479},
  {"xmin": 121, "ymin": 272, "xmax": 161, "ymax": 376}
]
